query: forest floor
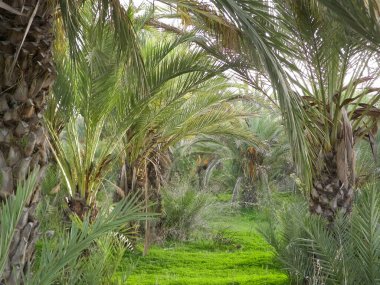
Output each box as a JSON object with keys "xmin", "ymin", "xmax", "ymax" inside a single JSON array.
[{"xmin": 125, "ymin": 203, "xmax": 289, "ymax": 285}]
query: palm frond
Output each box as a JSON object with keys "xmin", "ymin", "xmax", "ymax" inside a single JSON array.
[
  {"xmin": 0, "ymin": 170, "xmax": 38, "ymax": 276},
  {"xmin": 351, "ymin": 183, "xmax": 380, "ymax": 283},
  {"xmin": 28, "ymin": 193, "xmax": 149, "ymax": 285},
  {"xmin": 207, "ymin": 0, "xmax": 312, "ymax": 189},
  {"xmin": 263, "ymin": 182, "xmax": 380, "ymax": 284},
  {"xmin": 317, "ymin": 0, "xmax": 380, "ymax": 50}
]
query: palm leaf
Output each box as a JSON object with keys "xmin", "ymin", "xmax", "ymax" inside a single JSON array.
[{"xmin": 0, "ymin": 170, "xmax": 38, "ymax": 276}]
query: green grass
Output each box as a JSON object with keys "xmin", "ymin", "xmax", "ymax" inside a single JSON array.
[
  {"xmin": 123, "ymin": 208, "xmax": 289, "ymax": 285},
  {"xmin": 215, "ymin": 192, "xmax": 232, "ymax": 203}
]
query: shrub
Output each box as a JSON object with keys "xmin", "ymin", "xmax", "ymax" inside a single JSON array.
[
  {"xmin": 29, "ymin": 195, "xmax": 147, "ymax": 285},
  {"xmin": 162, "ymin": 182, "xmax": 212, "ymax": 240},
  {"xmin": 260, "ymin": 183, "xmax": 380, "ymax": 285},
  {"xmin": 51, "ymin": 233, "xmax": 134, "ymax": 285}
]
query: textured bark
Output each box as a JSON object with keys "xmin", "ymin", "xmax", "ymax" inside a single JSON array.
[
  {"xmin": 0, "ymin": 1, "xmax": 55, "ymax": 283},
  {"xmin": 309, "ymin": 152, "xmax": 355, "ymax": 222},
  {"xmin": 66, "ymin": 196, "xmax": 98, "ymax": 222},
  {"xmin": 310, "ymin": 110, "xmax": 355, "ymax": 222},
  {"xmin": 239, "ymin": 184, "xmax": 257, "ymax": 208},
  {"xmin": 116, "ymin": 149, "xmax": 171, "ymax": 246}
]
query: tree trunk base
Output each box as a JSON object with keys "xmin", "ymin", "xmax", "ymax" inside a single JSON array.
[
  {"xmin": 309, "ymin": 152, "xmax": 354, "ymax": 222},
  {"xmin": 66, "ymin": 196, "xmax": 98, "ymax": 222}
]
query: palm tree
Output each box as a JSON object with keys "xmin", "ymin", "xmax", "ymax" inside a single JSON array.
[
  {"xmin": 272, "ymin": 0, "xmax": 380, "ymax": 221},
  {"xmin": 116, "ymin": 31, "xmax": 252, "ymax": 190},
  {"xmin": 0, "ymin": 3, "xmax": 55, "ymax": 282},
  {"xmin": 46, "ymin": 16, "xmax": 258, "ymax": 257},
  {"xmin": 46, "ymin": 15, "xmax": 134, "ymax": 220},
  {"xmin": 263, "ymin": 181, "xmax": 380, "ymax": 284},
  {"xmin": 161, "ymin": 0, "xmax": 380, "ymax": 221},
  {"xmin": 178, "ymin": 115, "xmax": 290, "ymax": 206},
  {"xmin": 0, "ymin": 1, "xmax": 144, "ymax": 283},
  {"xmin": 157, "ymin": 0, "xmax": 311, "ymax": 186},
  {"xmin": 114, "ymin": 30, "xmax": 259, "ymax": 250},
  {"xmin": 0, "ymin": 169, "xmax": 147, "ymax": 285}
]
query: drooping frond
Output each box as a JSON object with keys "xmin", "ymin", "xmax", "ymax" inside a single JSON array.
[
  {"xmin": 56, "ymin": 0, "xmax": 148, "ymax": 93},
  {"xmin": 317, "ymin": 0, "xmax": 380, "ymax": 50},
  {"xmin": 199, "ymin": 0, "xmax": 312, "ymax": 188}
]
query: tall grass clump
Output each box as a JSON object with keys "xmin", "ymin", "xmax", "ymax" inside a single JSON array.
[
  {"xmin": 162, "ymin": 181, "xmax": 212, "ymax": 240},
  {"xmin": 261, "ymin": 182, "xmax": 380, "ymax": 285},
  {"xmin": 49, "ymin": 232, "xmax": 134, "ymax": 285}
]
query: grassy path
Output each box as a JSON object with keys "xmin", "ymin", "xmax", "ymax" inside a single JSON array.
[{"xmin": 125, "ymin": 209, "xmax": 288, "ymax": 284}]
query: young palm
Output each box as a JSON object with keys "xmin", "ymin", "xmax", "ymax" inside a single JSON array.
[
  {"xmin": 117, "ymin": 33, "xmax": 255, "ymax": 192},
  {"xmin": 46, "ymin": 11, "xmax": 140, "ymax": 220}
]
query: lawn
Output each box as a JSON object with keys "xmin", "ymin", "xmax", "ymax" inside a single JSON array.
[{"xmin": 124, "ymin": 207, "xmax": 289, "ymax": 285}]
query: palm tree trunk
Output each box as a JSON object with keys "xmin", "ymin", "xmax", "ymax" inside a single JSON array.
[
  {"xmin": 0, "ymin": 1, "xmax": 55, "ymax": 283},
  {"xmin": 66, "ymin": 195, "xmax": 98, "ymax": 222},
  {"xmin": 310, "ymin": 112, "xmax": 356, "ymax": 222},
  {"xmin": 309, "ymin": 152, "xmax": 355, "ymax": 222}
]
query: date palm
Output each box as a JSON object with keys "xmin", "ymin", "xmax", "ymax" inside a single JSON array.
[
  {"xmin": 178, "ymin": 115, "xmax": 289, "ymax": 206},
  {"xmin": 194, "ymin": 0, "xmax": 380, "ymax": 220},
  {"xmin": 116, "ymin": 32, "xmax": 256, "ymax": 193},
  {"xmin": 0, "ymin": 169, "xmax": 147, "ymax": 285},
  {"xmin": 272, "ymin": 0, "xmax": 380, "ymax": 221},
  {"xmin": 169, "ymin": 0, "xmax": 380, "ymax": 220},
  {"xmin": 156, "ymin": 0, "xmax": 313, "ymax": 202},
  {"xmin": 113, "ymin": 31, "xmax": 258, "ymax": 250},
  {"xmin": 0, "ymin": 1, "xmax": 144, "ymax": 283}
]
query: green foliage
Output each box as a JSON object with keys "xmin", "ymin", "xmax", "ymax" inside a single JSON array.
[
  {"xmin": 355, "ymin": 133, "xmax": 380, "ymax": 186},
  {"xmin": 261, "ymin": 183, "xmax": 380, "ymax": 284},
  {"xmin": 271, "ymin": 0, "xmax": 380, "ymax": 193},
  {"xmin": 29, "ymin": 194, "xmax": 148, "ymax": 285},
  {"xmin": 172, "ymin": 115, "xmax": 292, "ymax": 207},
  {"xmin": 28, "ymin": 1, "xmax": 380, "ymax": 284},
  {"xmin": 317, "ymin": 0, "xmax": 380, "ymax": 49},
  {"xmin": 0, "ymin": 169, "xmax": 147, "ymax": 284},
  {"xmin": 51, "ymin": 233, "xmax": 132, "ymax": 285},
  {"xmin": 162, "ymin": 182, "xmax": 212, "ymax": 240},
  {"xmin": 0, "ymin": 170, "xmax": 38, "ymax": 276},
  {"xmin": 49, "ymin": 19, "xmax": 258, "ymax": 205},
  {"xmin": 169, "ymin": 0, "xmax": 380, "ymax": 193},
  {"xmin": 118, "ymin": 31, "xmax": 259, "ymax": 179},
  {"xmin": 47, "ymin": 117, "xmax": 120, "ymax": 205},
  {"xmin": 47, "ymin": 11, "xmax": 134, "ymax": 204}
]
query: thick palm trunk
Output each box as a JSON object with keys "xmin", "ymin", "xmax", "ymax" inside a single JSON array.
[
  {"xmin": 0, "ymin": 1, "xmax": 55, "ymax": 283},
  {"xmin": 116, "ymin": 150, "xmax": 170, "ymax": 248},
  {"xmin": 309, "ymin": 152, "xmax": 355, "ymax": 222},
  {"xmin": 310, "ymin": 111, "xmax": 355, "ymax": 222},
  {"xmin": 240, "ymin": 183, "xmax": 257, "ymax": 208}
]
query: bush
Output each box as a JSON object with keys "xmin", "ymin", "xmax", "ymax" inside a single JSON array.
[
  {"xmin": 29, "ymin": 194, "xmax": 147, "ymax": 285},
  {"xmin": 162, "ymin": 182, "xmax": 212, "ymax": 240},
  {"xmin": 260, "ymin": 183, "xmax": 380, "ymax": 285},
  {"xmin": 51, "ymin": 233, "xmax": 134, "ymax": 285}
]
